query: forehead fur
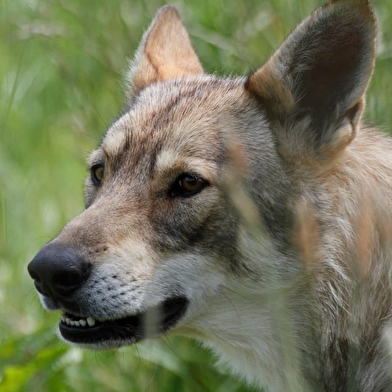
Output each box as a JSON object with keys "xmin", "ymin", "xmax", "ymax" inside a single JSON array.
[{"xmin": 100, "ymin": 76, "xmax": 246, "ymax": 167}]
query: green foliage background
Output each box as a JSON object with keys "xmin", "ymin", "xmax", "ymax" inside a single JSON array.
[{"xmin": 1, "ymin": 0, "xmax": 391, "ymax": 390}]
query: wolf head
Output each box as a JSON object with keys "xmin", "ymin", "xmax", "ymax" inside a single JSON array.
[{"xmin": 28, "ymin": 0, "xmax": 378, "ymax": 388}]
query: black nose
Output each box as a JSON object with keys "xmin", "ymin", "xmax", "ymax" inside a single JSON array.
[{"xmin": 28, "ymin": 243, "xmax": 92, "ymax": 300}]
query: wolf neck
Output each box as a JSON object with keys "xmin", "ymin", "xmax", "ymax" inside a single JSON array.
[
  {"xmin": 186, "ymin": 274, "xmax": 315, "ymax": 391},
  {"xmin": 181, "ymin": 224, "xmax": 317, "ymax": 391}
]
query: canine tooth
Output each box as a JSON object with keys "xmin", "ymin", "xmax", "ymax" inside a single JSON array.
[
  {"xmin": 87, "ymin": 317, "xmax": 96, "ymax": 327},
  {"xmin": 79, "ymin": 319, "xmax": 86, "ymax": 327},
  {"xmin": 60, "ymin": 314, "xmax": 66, "ymax": 321},
  {"xmin": 66, "ymin": 318, "xmax": 71, "ymax": 324}
]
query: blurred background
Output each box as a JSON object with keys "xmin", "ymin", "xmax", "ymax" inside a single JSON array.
[{"xmin": 0, "ymin": 0, "xmax": 391, "ymax": 391}]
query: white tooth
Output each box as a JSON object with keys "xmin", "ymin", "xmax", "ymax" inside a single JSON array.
[
  {"xmin": 87, "ymin": 317, "xmax": 96, "ymax": 327},
  {"xmin": 60, "ymin": 314, "xmax": 66, "ymax": 321},
  {"xmin": 74, "ymin": 321, "xmax": 80, "ymax": 327},
  {"xmin": 66, "ymin": 318, "xmax": 71, "ymax": 324},
  {"xmin": 79, "ymin": 319, "xmax": 86, "ymax": 327},
  {"xmin": 70, "ymin": 321, "xmax": 75, "ymax": 326}
]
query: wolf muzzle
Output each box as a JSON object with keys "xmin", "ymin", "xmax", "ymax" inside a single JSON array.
[{"xmin": 27, "ymin": 243, "xmax": 189, "ymax": 347}]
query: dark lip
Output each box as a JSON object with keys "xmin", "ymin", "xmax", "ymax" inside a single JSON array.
[{"xmin": 59, "ymin": 296, "xmax": 189, "ymax": 346}]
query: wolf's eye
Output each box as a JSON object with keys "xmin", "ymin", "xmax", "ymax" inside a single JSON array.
[
  {"xmin": 91, "ymin": 165, "xmax": 104, "ymax": 186},
  {"xmin": 170, "ymin": 174, "xmax": 207, "ymax": 197}
]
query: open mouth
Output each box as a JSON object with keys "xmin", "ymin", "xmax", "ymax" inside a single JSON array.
[{"xmin": 59, "ymin": 297, "xmax": 189, "ymax": 346}]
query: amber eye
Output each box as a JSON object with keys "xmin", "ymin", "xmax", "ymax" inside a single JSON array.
[
  {"xmin": 91, "ymin": 165, "xmax": 104, "ymax": 186},
  {"xmin": 170, "ymin": 173, "xmax": 207, "ymax": 197},
  {"xmin": 179, "ymin": 175, "xmax": 203, "ymax": 192}
]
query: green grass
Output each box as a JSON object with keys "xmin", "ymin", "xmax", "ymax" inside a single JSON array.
[{"xmin": 0, "ymin": 0, "xmax": 391, "ymax": 390}]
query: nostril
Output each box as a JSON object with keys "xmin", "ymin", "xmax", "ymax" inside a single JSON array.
[
  {"xmin": 28, "ymin": 268, "xmax": 41, "ymax": 284},
  {"xmin": 28, "ymin": 266, "xmax": 48, "ymax": 295},
  {"xmin": 33, "ymin": 280, "xmax": 46, "ymax": 296}
]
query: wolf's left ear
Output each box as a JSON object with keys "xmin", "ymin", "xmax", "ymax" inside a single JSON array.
[
  {"xmin": 127, "ymin": 5, "xmax": 203, "ymax": 99},
  {"xmin": 246, "ymin": 0, "xmax": 376, "ymax": 159}
]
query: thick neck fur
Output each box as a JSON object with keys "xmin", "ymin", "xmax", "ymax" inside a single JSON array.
[{"xmin": 182, "ymin": 228, "xmax": 318, "ymax": 391}]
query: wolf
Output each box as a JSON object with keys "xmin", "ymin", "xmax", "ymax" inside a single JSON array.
[{"xmin": 27, "ymin": 0, "xmax": 392, "ymax": 390}]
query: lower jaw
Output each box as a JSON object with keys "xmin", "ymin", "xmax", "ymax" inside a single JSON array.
[
  {"xmin": 58, "ymin": 297, "xmax": 189, "ymax": 347},
  {"xmin": 59, "ymin": 321, "xmax": 142, "ymax": 347}
]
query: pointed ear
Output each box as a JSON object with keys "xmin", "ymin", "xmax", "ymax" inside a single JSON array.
[
  {"xmin": 246, "ymin": 0, "xmax": 376, "ymax": 160},
  {"xmin": 127, "ymin": 5, "xmax": 203, "ymax": 99}
]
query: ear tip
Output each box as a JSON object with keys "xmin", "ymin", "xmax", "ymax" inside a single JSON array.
[
  {"xmin": 325, "ymin": 0, "xmax": 377, "ymax": 30},
  {"xmin": 327, "ymin": 0, "xmax": 373, "ymax": 9},
  {"xmin": 155, "ymin": 5, "xmax": 181, "ymax": 20},
  {"xmin": 318, "ymin": 0, "xmax": 377, "ymax": 56}
]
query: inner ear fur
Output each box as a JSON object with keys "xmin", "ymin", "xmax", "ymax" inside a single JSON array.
[
  {"xmin": 246, "ymin": 0, "xmax": 376, "ymax": 160},
  {"xmin": 127, "ymin": 5, "xmax": 203, "ymax": 100}
]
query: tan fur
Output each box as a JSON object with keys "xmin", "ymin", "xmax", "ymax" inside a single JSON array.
[
  {"xmin": 128, "ymin": 6, "xmax": 203, "ymax": 98},
  {"xmin": 28, "ymin": 1, "xmax": 392, "ymax": 391}
]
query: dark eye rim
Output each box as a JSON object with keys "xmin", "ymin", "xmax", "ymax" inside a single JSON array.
[
  {"xmin": 169, "ymin": 173, "xmax": 208, "ymax": 198},
  {"xmin": 90, "ymin": 164, "xmax": 104, "ymax": 186}
]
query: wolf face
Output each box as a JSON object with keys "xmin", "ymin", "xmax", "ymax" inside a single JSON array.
[{"xmin": 28, "ymin": 1, "xmax": 392, "ymax": 390}]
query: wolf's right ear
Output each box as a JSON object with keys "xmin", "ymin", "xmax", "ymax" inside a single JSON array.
[
  {"xmin": 127, "ymin": 6, "xmax": 203, "ymax": 100},
  {"xmin": 246, "ymin": 0, "xmax": 376, "ymax": 163}
]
